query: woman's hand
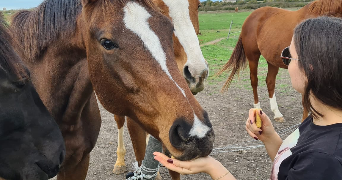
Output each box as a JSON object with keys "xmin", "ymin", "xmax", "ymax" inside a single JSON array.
[
  {"xmin": 153, "ymin": 152, "xmax": 216, "ymax": 175},
  {"xmin": 245, "ymin": 108, "xmax": 277, "ymax": 142},
  {"xmin": 153, "ymin": 152, "xmax": 235, "ymax": 180},
  {"xmin": 245, "ymin": 108, "xmax": 282, "ymax": 160}
]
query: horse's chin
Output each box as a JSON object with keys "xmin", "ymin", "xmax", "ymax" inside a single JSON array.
[
  {"xmin": 164, "ymin": 136, "xmax": 214, "ymax": 161},
  {"xmin": 165, "ymin": 150, "xmax": 203, "ymax": 161},
  {"xmin": 188, "ymin": 82, "xmax": 204, "ymax": 95},
  {"xmin": 172, "ymin": 154, "xmax": 201, "ymax": 161}
]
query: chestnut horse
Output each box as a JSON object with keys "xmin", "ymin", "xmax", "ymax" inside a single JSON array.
[
  {"xmin": 219, "ymin": 0, "xmax": 342, "ymax": 122},
  {"xmin": 11, "ymin": 0, "xmax": 214, "ymax": 180},
  {"xmin": 112, "ymin": 0, "xmax": 207, "ymax": 176},
  {"xmin": 0, "ymin": 13, "xmax": 65, "ymax": 180}
]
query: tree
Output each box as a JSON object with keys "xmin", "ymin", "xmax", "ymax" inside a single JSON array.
[{"xmin": 206, "ymin": 0, "xmax": 212, "ymax": 6}]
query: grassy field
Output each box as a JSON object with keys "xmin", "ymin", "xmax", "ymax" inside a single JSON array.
[
  {"xmin": 198, "ymin": 11, "xmax": 251, "ymax": 43},
  {"xmin": 198, "ymin": 11, "xmax": 254, "ymax": 86}
]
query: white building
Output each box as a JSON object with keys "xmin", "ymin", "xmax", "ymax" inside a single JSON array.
[{"xmin": 222, "ymin": 0, "xmax": 237, "ymax": 2}]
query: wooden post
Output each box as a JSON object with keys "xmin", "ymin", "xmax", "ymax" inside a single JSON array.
[{"xmin": 227, "ymin": 20, "xmax": 233, "ymax": 39}]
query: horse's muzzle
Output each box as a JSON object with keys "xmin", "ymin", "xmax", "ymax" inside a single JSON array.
[
  {"xmin": 169, "ymin": 116, "xmax": 215, "ymax": 161},
  {"xmin": 184, "ymin": 66, "xmax": 208, "ymax": 95}
]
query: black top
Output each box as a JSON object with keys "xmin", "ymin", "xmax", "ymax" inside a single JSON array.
[{"xmin": 271, "ymin": 116, "xmax": 342, "ymax": 180}]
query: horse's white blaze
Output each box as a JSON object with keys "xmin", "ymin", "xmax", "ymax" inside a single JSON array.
[
  {"xmin": 270, "ymin": 93, "xmax": 283, "ymax": 119},
  {"xmin": 189, "ymin": 114, "xmax": 210, "ymax": 138},
  {"xmin": 123, "ymin": 2, "xmax": 185, "ymax": 97},
  {"xmin": 163, "ymin": 0, "xmax": 208, "ymax": 77}
]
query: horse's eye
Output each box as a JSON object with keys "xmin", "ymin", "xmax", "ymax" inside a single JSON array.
[
  {"xmin": 100, "ymin": 39, "xmax": 119, "ymax": 50},
  {"xmin": 198, "ymin": 4, "xmax": 201, "ymax": 9}
]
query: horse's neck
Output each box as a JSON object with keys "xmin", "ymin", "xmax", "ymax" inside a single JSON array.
[
  {"xmin": 28, "ymin": 38, "xmax": 93, "ymax": 124},
  {"xmin": 299, "ymin": 2, "xmax": 342, "ymax": 19},
  {"xmin": 297, "ymin": 4, "xmax": 318, "ymax": 19}
]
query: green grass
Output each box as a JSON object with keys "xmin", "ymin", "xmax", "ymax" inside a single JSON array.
[
  {"xmin": 198, "ymin": 11, "xmax": 252, "ymax": 83},
  {"xmin": 198, "ymin": 11, "xmax": 252, "ymax": 31},
  {"xmin": 198, "ymin": 11, "xmax": 251, "ymax": 44}
]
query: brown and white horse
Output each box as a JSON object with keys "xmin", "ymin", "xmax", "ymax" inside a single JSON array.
[
  {"xmin": 112, "ymin": 0, "xmax": 207, "ymax": 178},
  {"xmin": 11, "ymin": 0, "xmax": 214, "ymax": 179}
]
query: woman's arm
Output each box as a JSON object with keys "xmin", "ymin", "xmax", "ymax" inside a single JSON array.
[
  {"xmin": 206, "ymin": 158, "xmax": 237, "ymax": 180},
  {"xmin": 262, "ymin": 132, "xmax": 282, "ymax": 161},
  {"xmin": 153, "ymin": 152, "xmax": 236, "ymax": 180}
]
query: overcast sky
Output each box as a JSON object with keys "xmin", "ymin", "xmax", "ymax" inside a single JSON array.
[{"xmin": 1, "ymin": 0, "xmax": 220, "ymax": 10}]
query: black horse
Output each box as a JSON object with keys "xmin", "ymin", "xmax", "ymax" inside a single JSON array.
[{"xmin": 0, "ymin": 14, "xmax": 65, "ymax": 180}]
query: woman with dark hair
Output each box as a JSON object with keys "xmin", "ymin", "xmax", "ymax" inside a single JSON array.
[{"xmin": 154, "ymin": 16, "xmax": 342, "ymax": 180}]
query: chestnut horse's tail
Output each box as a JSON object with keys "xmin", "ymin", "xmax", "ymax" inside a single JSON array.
[{"xmin": 217, "ymin": 36, "xmax": 247, "ymax": 92}]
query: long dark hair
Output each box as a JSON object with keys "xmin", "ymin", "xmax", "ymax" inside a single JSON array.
[{"xmin": 293, "ymin": 16, "xmax": 342, "ymax": 118}]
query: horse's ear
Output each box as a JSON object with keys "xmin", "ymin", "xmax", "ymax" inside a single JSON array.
[{"xmin": 81, "ymin": 0, "xmax": 98, "ymax": 6}]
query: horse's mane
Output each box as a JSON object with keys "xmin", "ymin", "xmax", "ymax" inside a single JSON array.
[
  {"xmin": 11, "ymin": 0, "xmax": 156, "ymax": 62},
  {"xmin": 0, "ymin": 13, "xmax": 29, "ymax": 81},
  {"xmin": 11, "ymin": 0, "xmax": 82, "ymax": 62},
  {"xmin": 308, "ymin": 0, "xmax": 342, "ymax": 16}
]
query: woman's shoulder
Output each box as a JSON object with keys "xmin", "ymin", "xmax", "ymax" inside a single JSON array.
[
  {"xmin": 278, "ymin": 144, "xmax": 342, "ymax": 180},
  {"xmin": 295, "ymin": 119, "xmax": 342, "ymax": 157}
]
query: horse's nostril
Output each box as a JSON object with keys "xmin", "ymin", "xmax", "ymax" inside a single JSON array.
[
  {"xmin": 170, "ymin": 126, "xmax": 184, "ymax": 147},
  {"xmin": 183, "ymin": 65, "xmax": 195, "ymax": 83},
  {"xmin": 169, "ymin": 122, "xmax": 191, "ymax": 150},
  {"xmin": 176, "ymin": 126, "xmax": 188, "ymax": 142},
  {"xmin": 184, "ymin": 65, "xmax": 209, "ymax": 84}
]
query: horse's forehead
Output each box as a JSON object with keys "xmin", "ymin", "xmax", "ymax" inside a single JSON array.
[
  {"xmin": 123, "ymin": 2, "xmax": 167, "ymax": 74},
  {"xmin": 123, "ymin": 2, "xmax": 186, "ymax": 97}
]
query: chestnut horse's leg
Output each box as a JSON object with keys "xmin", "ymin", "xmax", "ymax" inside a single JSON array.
[
  {"xmin": 266, "ymin": 63, "xmax": 284, "ymax": 122},
  {"xmin": 113, "ymin": 115, "xmax": 128, "ymax": 174},
  {"xmin": 57, "ymin": 154, "xmax": 90, "ymax": 180},
  {"xmin": 247, "ymin": 52, "xmax": 261, "ymax": 109},
  {"xmin": 127, "ymin": 118, "xmax": 147, "ymax": 166}
]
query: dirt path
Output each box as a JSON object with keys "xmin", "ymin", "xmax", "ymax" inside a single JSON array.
[{"xmin": 200, "ymin": 37, "xmax": 226, "ymax": 47}]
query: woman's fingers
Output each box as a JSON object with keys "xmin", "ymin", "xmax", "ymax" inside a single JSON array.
[
  {"xmin": 153, "ymin": 152, "xmax": 194, "ymax": 174},
  {"xmin": 245, "ymin": 117, "xmax": 262, "ymax": 135},
  {"xmin": 248, "ymin": 108, "xmax": 256, "ymax": 124},
  {"xmin": 153, "ymin": 152, "xmax": 169, "ymax": 160},
  {"xmin": 245, "ymin": 125, "xmax": 259, "ymax": 140}
]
